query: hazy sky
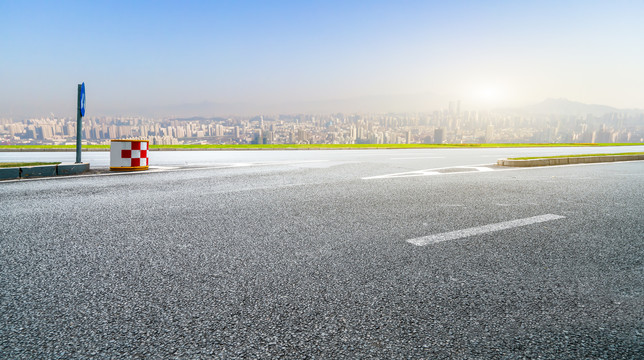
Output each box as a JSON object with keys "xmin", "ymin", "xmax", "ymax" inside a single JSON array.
[{"xmin": 1, "ymin": 0, "xmax": 643, "ymax": 117}]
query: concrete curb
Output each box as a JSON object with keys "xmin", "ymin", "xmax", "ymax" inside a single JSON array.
[
  {"xmin": 497, "ymin": 154, "xmax": 644, "ymax": 167},
  {"xmin": 57, "ymin": 163, "xmax": 91, "ymax": 176},
  {"xmin": 0, "ymin": 167, "xmax": 21, "ymax": 180},
  {"xmin": 0, "ymin": 163, "xmax": 90, "ymax": 180},
  {"xmin": 21, "ymin": 165, "xmax": 57, "ymax": 178}
]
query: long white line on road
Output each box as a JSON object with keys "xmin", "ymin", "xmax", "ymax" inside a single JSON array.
[
  {"xmin": 407, "ymin": 214, "xmax": 566, "ymax": 246},
  {"xmin": 1, "ymin": 160, "xmax": 330, "ymax": 182},
  {"xmin": 363, "ymin": 160, "xmax": 644, "ymax": 180},
  {"xmin": 390, "ymin": 156, "xmax": 445, "ymax": 160},
  {"xmin": 363, "ymin": 164, "xmax": 495, "ymax": 179},
  {"xmin": 467, "ymin": 166, "xmax": 494, "ymax": 172}
]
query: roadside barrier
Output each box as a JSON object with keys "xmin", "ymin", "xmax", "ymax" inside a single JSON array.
[
  {"xmin": 0, "ymin": 163, "xmax": 89, "ymax": 180},
  {"xmin": 497, "ymin": 154, "xmax": 644, "ymax": 167},
  {"xmin": 110, "ymin": 139, "xmax": 149, "ymax": 171}
]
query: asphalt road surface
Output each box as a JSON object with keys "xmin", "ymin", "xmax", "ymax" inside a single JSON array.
[{"xmin": 1, "ymin": 148, "xmax": 643, "ymax": 358}]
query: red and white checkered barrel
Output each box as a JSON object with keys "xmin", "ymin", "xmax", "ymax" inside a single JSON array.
[{"xmin": 110, "ymin": 139, "xmax": 149, "ymax": 171}]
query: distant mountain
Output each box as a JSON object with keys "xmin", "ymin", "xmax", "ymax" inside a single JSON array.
[
  {"xmin": 143, "ymin": 92, "xmax": 446, "ymax": 117},
  {"xmin": 276, "ymin": 92, "xmax": 446, "ymax": 115},
  {"xmin": 513, "ymin": 98, "xmax": 641, "ymax": 116},
  {"xmin": 145, "ymin": 97, "xmax": 644, "ymax": 118}
]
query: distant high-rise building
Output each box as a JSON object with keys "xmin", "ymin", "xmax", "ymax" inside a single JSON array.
[
  {"xmin": 64, "ymin": 123, "xmax": 74, "ymax": 136},
  {"xmin": 108, "ymin": 125, "xmax": 119, "ymax": 139},
  {"xmin": 255, "ymin": 129, "xmax": 264, "ymax": 144},
  {"xmin": 595, "ymin": 128, "xmax": 612, "ymax": 143},
  {"xmin": 434, "ymin": 128, "xmax": 445, "ymax": 144},
  {"xmin": 297, "ymin": 129, "xmax": 307, "ymax": 143},
  {"xmin": 485, "ymin": 124, "xmax": 494, "ymax": 143}
]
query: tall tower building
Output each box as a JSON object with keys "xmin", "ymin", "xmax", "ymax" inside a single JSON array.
[
  {"xmin": 434, "ymin": 128, "xmax": 445, "ymax": 144},
  {"xmin": 485, "ymin": 124, "xmax": 494, "ymax": 143}
]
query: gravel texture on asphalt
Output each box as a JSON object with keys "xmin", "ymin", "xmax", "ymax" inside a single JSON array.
[{"xmin": 1, "ymin": 156, "xmax": 643, "ymax": 359}]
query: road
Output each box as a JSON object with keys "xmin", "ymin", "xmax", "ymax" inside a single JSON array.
[
  {"xmin": 2, "ymin": 145, "xmax": 644, "ymax": 169},
  {"xmin": 1, "ymin": 148, "xmax": 643, "ymax": 358}
]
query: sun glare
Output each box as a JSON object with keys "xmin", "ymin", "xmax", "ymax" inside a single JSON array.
[{"xmin": 467, "ymin": 83, "xmax": 509, "ymax": 107}]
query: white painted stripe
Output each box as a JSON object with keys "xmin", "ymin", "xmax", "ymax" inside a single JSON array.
[
  {"xmin": 464, "ymin": 166, "xmax": 494, "ymax": 172},
  {"xmin": 390, "ymin": 156, "xmax": 445, "ymax": 160},
  {"xmin": 148, "ymin": 166, "xmax": 178, "ymax": 170},
  {"xmin": 407, "ymin": 214, "xmax": 565, "ymax": 246},
  {"xmin": 4, "ymin": 160, "xmax": 629, "ymax": 183},
  {"xmin": 363, "ymin": 164, "xmax": 496, "ymax": 179}
]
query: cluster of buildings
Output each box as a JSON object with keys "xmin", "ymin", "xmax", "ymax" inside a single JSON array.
[{"xmin": 1, "ymin": 108, "xmax": 642, "ymax": 146}]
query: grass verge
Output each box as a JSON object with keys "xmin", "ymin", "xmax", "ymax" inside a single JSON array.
[
  {"xmin": 0, "ymin": 162, "xmax": 61, "ymax": 168},
  {"xmin": 149, "ymin": 143, "xmax": 643, "ymax": 150},
  {"xmin": 508, "ymin": 152, "xmax": 644, "ymax": 160},
  {"xmin": 0, "ymin": 143, "xmax": 642, "ymax": 151},
  {"xmin": 0, "ymin": 145, "xmax": 109, "ymax": 150}
]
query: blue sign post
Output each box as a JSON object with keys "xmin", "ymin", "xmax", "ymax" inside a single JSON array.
[
  {"xmin": 76, "ymin": 82, "xmax": 85, "ymax": 163},
  {"xmin": 80, "ymin": 83, "xmax": 86, "ymax": 117}
]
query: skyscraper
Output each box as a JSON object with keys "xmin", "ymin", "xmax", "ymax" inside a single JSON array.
[
  {"xmin": 485, "ymin": 124, "xmax": 494, "ymax": 143},
  {"xmin": 434, "ymin": 128, "xmax": 445, "ymax": 144}
]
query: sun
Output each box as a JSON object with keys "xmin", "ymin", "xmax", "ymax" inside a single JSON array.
[
  {"xmin": 466, "ymin": 83, "xmax": 510, "ymax": 108},
  {"xmin": 478, "ymin": 87, "xmax": 500, "ymax": 101},
  {"xmin": 477, "ymin": 85, "xmax": 504, "ymax": 103}
]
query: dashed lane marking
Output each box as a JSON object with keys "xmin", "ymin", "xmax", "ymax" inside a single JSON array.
[{"xmin": 407, "ymin": 214, "xmax": 566, "ymax": 246}]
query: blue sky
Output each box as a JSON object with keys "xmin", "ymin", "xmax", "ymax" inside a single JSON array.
[{"xmin": 1, "ymin": 0, "xmax": 643, "ymax": 117}]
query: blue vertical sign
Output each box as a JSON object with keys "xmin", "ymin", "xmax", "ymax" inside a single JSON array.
[
  {"xmin": 76, "ymin": 83, "xmax": 85, "ymax": 163},
  {"xmin": 80, "ymin": 82, "xmax": 86, "ymax": 117}
]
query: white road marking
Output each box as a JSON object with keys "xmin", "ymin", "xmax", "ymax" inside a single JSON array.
[
  {"xmin": 363, "ymin": 164, "xmax": 495, "ymax": 179},
  {"xmin": 407, "ymin": 214, "xmax": 566, "ymax": 246},
  {"xmin": 370, "ymin": 170, "xmax": 441, "ymax": 179},
  {"xmin": 390, "ymin": 156, "xmax": 445, "ymax": 160},
  {"xmin": 479, "ymin": 155, "xmax": 524, "ymax": 158},
  {"xmin": 364, "ymin": 159, "xmax": 644, "ymax": 180},
  {"xmin": 1, "ymin": 160, "xmax": 329, "ymax": 182},
  {"xmin": 462, "ymin": 166, "xmax": 494, "ymax": 172},
  {"xmin": 148, "ymin": 166, "xmax": 179, "ymax": 171}
]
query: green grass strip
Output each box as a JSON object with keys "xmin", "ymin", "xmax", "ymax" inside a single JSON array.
[
  {"xmin": 0, "ymin": 145, "xmax": 109, "ymax": 149},
  {"xmin": 0, "ymin": 143, "xmax": 642, "ymax": 151},
  {"xmin": 0, "ymin": 162, "xmax": 61, "ymax": 168},
  {"xmin": 509, "ymin": 152, "xmax": 644, "ymax": 160},
  {"xmin": 146, "ymin": 143, "xmax": 643, "ymax": 150}
]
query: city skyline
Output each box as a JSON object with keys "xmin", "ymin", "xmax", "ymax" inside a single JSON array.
[
  {"xmin": 2, "ymin": 1, "xmax": 644, "ymax": 118},
  {"xmin": 3, "ymin": 102, "xmax": 642, "ymax": 147}
]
